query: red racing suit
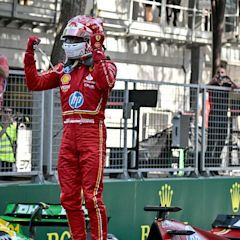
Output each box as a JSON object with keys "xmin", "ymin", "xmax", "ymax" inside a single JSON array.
[{"xmin": 24, "ymin": 49, "xmax": 117, "ymax": 240}]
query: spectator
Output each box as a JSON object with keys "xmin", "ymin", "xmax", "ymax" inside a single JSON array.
[
  {"xmin": 166, "ymin": 0, "xmax": 181, "ymax": 26},
  {"xmin": 24, "ymin": 15, "xmax": 117, "ymax": 240},
  {"xmin": 0, "ymin": 55, "xmax": 17, "ymax": 171},
  {"xmin": 145, "ymin": 0, "xmax": 161, "ymax": 22},
  {"xmin": 205, "ymin": 63, "xmax": 240, "ymax": 175},
  {"xmin": 0, "ymin": 108, "xmax": 17, "ymax": 171}
]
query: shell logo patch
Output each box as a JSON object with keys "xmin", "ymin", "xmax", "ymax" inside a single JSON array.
[{"xmin": 61, "ymin": 74, "xmax": 71, "ymax": 85}]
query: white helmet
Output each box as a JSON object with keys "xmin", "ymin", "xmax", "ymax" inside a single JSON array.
[{"xmin": 61, "ymin": 15, "xmax": 103, "ymax": 60}]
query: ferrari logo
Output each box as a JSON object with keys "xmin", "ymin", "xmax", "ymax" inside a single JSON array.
[{"xmin": 95, "ymin": 34, "xmax": 101, "ymax": 41}]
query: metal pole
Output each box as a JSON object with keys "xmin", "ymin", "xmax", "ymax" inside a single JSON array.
[
  {"xmin": 129, "ymin": 0, "xmax": 134, "ymax": 24},
  {"xmin": 123, "ymin": 81, "xmax": 130, "ymax": 178},
  {"xmin": 37, "ymin": 91, "xmax": 45, "ymax": 183},
  {"xmin": 201, "ymin": 87, "xmax": 207, "ymax": 174},
  {"xmin": 42, "ymin": 90, "xmax": 55, "ymax": 181},
  {"xmin": 161, "ymin": 0, "xmax": 167, "ymax": 27},
  {"xmin": 191, "ymin": 0, "xmax": 197, "ymax": 42}
]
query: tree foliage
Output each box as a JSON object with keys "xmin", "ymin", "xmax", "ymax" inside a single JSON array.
[{"xmin": 50, "ymin": 0, "xmax": 87, "ymax": 65}]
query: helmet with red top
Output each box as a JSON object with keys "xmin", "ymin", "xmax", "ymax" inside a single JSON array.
[{"xmin": 62, "ymin": 15, "xmax": 104, "ymax": 60}]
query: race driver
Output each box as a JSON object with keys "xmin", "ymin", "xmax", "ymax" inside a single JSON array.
[{"xmin": 24, "ymin": 15, "xmax": 117, "ymax": 240}]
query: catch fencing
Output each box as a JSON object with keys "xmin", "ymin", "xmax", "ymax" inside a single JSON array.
[
  {"xmin": 1, "ymin": 72, "xmax": 240, "ymax": 181},
  {"xmin": 0, "ymin": 71, "xmax": 44, "ymax": 181}
]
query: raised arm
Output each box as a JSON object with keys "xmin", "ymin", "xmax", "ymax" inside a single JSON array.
[
  {"xmin": 24, "ymin": 36, "xmax": 61, "ymax": 91},
  {"xmin": 90, "ymin": 32, "xmax": 117, "ymax": 91}
]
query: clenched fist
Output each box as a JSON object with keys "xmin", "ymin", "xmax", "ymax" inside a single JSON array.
[
  {"xmin": 26, "ymin": 35, "xmax": 40, "ymax": 53},
  {"xmin": 90, "ymin": 33, "xmax": 105, "ymax": 51}
]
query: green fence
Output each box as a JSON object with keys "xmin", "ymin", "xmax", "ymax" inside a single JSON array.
[{"xmin": 0, "ymin": 177, "xmax": 239, "ymax": 239}]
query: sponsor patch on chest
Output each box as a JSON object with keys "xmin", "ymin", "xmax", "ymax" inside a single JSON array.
[
  {"xmin": 60, "ymin": 85, "xmax": 70, "ymax": 92},
  {"xmin": 85, "ymin": 73, "xmax": 93, "ymax": 81},
  {"xmin": 69, "ymin": 91, "xmax": 84, "ymax": 109},
  {"xmin": 61, "ymin": 74, "xmax": 71, "ymax": 84},
  {"xmin": 84, "ymin": 73, "xmax": 96, "ymax": 89},
  {"xmin": 84, "ymin": 83, "xmax": 95, "ymax": 89}
]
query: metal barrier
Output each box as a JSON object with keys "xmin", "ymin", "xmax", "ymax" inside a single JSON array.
[
  {"xmin": 0, "ymin": 71, "xmax": 44, "ymax": 181},
  {"xmin": 119, "ymin": 80, "xmax": 200, "ymax": 177},
  {"xmin": 201, "ymin": 85, "xmax": 240, "ymax": 175},
  {"xmin": 1, "ymin": 73, "xmax": 240, "ymax": 181},
  {"xmin": 46, "ymin": 78, "xmax": 240, "ymax": 179}
]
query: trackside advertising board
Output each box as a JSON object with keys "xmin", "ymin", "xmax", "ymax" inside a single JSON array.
[{"xmin": 0, "ymin": 178, "xmax": 239, "ymax": 239}]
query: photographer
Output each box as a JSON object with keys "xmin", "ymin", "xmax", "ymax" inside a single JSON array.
[
  {"xmin": 208, "ymin": 67, "xmax": 239, "ymax": 88},
  {"xmin": 205, "ymin": 64, "xmax": 240, "ymax": 175}
]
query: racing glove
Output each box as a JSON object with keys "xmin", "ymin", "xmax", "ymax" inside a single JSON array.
[
  {"xmin": 26, "ymin": 35, "xmax": 40, "ymax": 53},
  {"xmin": 90, "ymin": 33, "xmax": 106, "ymax": 61},
  {"xmin": 24, "ymin": 35, "xmax": 40, "ymax": 65},
  {"xmin": 91, "ymin": 33, "xmax": 105, "ymax": 50}
]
